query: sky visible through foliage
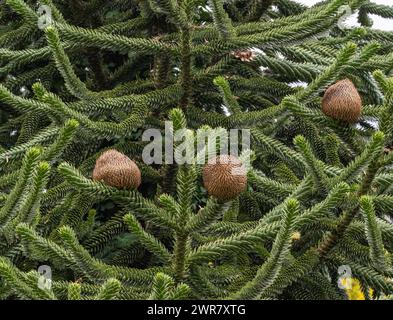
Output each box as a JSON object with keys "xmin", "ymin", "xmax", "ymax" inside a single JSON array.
[{"xmin": 296, "ymin": 0, "xmax": 393, "ymax": 30}]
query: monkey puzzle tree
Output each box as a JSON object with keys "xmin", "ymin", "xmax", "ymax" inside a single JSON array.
[{"xmin": 1, "ymin": 0, "xmax": 393, "ymax": 300}]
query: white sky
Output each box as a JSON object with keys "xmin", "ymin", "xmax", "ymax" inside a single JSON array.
[{"xmin": 295, "ymin": 0, "xmax": 393, "ymax": 31}]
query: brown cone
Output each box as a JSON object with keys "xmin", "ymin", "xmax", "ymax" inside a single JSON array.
[
  {"xmin": 92, "ymin": 149, "xmax": 141, "ymax": 189},
  {"xmin": 231, "ymin": 49, "xmax": 255, "ymax": 62},
  {"xmin": 322, "ymin": 79, "xmax": 362, "ymax": 123},
  {"xmin": 202, "ymin": 155, "xmax": 247, "ymax": 201}
]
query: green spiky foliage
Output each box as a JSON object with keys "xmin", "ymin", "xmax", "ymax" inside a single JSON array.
[{"xmin": 1, "ymin": 0, "xmax": 393, "ymax": 300}]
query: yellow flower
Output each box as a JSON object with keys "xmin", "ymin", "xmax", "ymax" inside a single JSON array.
[{"xmin": 340, "ymin": 278, "xmax": 373, "ymax": 300}]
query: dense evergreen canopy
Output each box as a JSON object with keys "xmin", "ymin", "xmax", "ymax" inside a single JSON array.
[{"xmin": 1, "ymin": 0, "xmax": 393, "ymax": 300}]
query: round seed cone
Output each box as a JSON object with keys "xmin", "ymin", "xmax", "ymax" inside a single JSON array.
[
  {"xmin": 322, "ymin": 79, "xmax": 362, "ymax": 123},
  {"xmin": 92, "ymin": 149, "xmax": 141, "ymax": 189},
  {"xmin": 202, "ymin": 155, "xmax": 247, "ymax": 201}
]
